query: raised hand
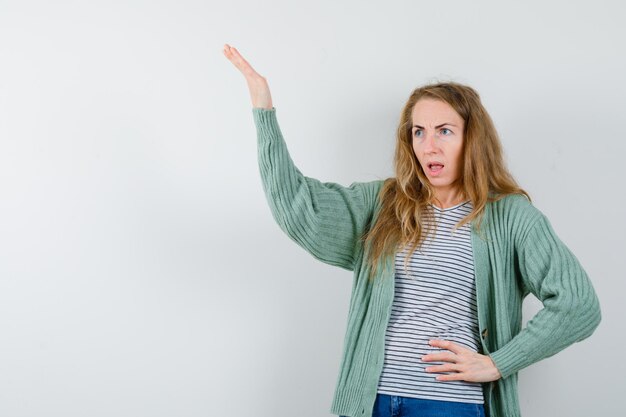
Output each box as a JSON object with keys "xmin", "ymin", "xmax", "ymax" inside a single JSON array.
[
  {"xmin": 223, "ymin": 44, "xmax": 273, "ymax": 109},
  {"xmin": 421, "ymin": 339, "xmax": 502, "ymax": 383}
]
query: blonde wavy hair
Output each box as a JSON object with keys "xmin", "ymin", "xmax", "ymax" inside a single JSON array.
[{"xmin": 361, "ymin": 81, "xmax": 530, "ymax": 281}]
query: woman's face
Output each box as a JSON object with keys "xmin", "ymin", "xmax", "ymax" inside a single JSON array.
[{"xmin": 411, "ymin": 98, "xmax": 465, "ymax": 197}]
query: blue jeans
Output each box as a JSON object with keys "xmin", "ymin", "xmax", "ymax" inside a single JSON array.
[{"xmin": 341, "ymin": 393, "xmax": 486, "ymax": 417}]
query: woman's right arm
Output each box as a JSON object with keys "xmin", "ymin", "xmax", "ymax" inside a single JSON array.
[{"xmin": 223, "ymin": 44, "xmax": 383, "ymax": 271}]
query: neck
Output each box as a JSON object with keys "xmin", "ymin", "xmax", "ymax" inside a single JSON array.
[{"xmin": 432, "ymin": 189, "xmax": 467, "ymax": 210}]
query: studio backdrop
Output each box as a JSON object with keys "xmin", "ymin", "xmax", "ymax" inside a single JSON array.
[{"xmin": 0, "ymin": 1, "xmax": 623, "ymax": 416}]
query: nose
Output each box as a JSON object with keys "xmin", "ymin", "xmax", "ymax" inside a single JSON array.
[{"xmin": 422, "ymin": 131, "xmax": 439, "ymax": 153}]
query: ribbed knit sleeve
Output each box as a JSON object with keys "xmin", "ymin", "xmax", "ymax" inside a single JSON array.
[
  {"xmin": 488, "ymin": 213, "xmax": 602, "ymax": 379},
  {"xmin": 252, "ymin": 107, "xmax": 382, "ymax": 271}
]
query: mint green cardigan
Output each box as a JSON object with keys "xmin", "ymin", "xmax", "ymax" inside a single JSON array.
[{"xmin": 252, "ymin": 107, "xmax": 601, "ymax": 417}]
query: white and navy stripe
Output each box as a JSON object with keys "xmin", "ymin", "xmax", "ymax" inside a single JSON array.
[{"xmin": 376, "ymin": 200, "xmax": 484, "ymax": 404}]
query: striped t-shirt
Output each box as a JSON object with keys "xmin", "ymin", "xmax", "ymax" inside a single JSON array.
[{"xmin": 376, "ymin": 200, "xmax": 484, "ymax": 404}]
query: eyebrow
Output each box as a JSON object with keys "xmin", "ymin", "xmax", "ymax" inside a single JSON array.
[{"xmin": 412, "ymin": 123, "xmax": 457, "ymax": 129}]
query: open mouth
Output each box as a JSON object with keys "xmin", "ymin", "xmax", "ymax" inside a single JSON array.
[{"xmin": 427, "ymin": 163, "xmax": 444, "ymax": 173}]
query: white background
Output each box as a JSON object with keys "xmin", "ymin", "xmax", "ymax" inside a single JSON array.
[{"xmin": 0, "ymin": 1, "xmax": 623, "ymax": 416}]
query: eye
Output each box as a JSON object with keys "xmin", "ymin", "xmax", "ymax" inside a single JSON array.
[
  {"xmin": 413, "ymin": 129, "xmax": 423, "ymax": 138},
  {"xmin": 440, "ymin": 128, "xmax": 452, "ymax": 135}
]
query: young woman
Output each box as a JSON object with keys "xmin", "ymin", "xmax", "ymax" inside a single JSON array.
[{"xmin": 222, "ymin": 44, "xmax": 602, "ymax": 417}]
